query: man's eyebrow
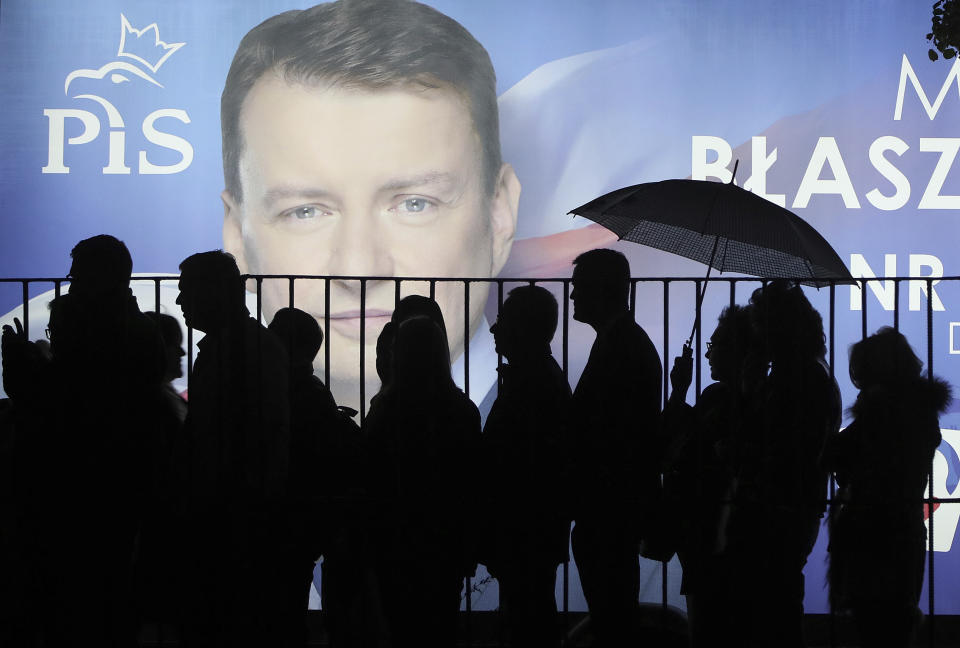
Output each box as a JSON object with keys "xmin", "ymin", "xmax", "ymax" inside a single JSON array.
[
  {"xmin": 261, "ymin": 185, "xmax": 337, "ymax": 207},
  {"xmin": 379, "ymin": 172, "xmax": 460, "ymax": 193}
]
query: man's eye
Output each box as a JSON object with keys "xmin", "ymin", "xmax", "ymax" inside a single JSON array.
[
  {"xmin": 280, "ymin": 205, "xmax": 329, "ymax": 220},
  {"xmin": 396, "ymin": 197, "xmax": 433, "ymax": 213}
]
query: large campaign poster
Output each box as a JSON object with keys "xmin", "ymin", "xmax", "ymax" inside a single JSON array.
[{"xmin": 1, "ymin": 0, "xmax": 959, "ymax": 614}]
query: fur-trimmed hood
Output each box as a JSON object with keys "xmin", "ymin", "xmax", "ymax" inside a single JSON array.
[{"xmin": 851, "ymin": 375, "xmax": 952, "ymax": 419}]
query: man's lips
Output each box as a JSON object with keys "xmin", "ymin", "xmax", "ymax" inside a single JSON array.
[{"xmin": 316, "ymin": 309, "xmax": 392, "ymax": 341}]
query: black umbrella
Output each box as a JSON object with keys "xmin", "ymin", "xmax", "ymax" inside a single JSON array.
[{"xmin": 569, "ymin": 166, "xmax": 854, "ymax": 342}]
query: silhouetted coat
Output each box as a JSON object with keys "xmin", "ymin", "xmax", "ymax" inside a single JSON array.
[
  {"xmin": 480, "ymin": 356, "xmax": 572, "ymax": 574},
  {"xmin": 2, "ymin": 291, "xmax": 167, "ymax": 646},
  {"xmin": 661, "ymin": 381, "xmax": 737, "ymax": 594},
  {"xmin": 571, "ymin": 312, "xmax": 662, "ymax": 534},
  {"xmin": 181, "ymin": 316, "xmax": 290, "ymax": 511},
  {"xmin": 365, "ymin": 386, "xmax": 481, "ymax": 648},
  {"xmin": 177, "ymin": 316, "xmax": 290, "ymax": 647},
  {"xmin": 729, "ymin": 358, "xmax": 841, "ymax": 551},
  {"xmin": 366, "ymin": 386, "xmax": 481, "ymax": 577},
  {"xmin": 827, "ymin": 377, "xmax": 949, "ymax": 611},
  {"xmin": 287, "ymin": 369, "xmax": 360, "ymax": 560}
]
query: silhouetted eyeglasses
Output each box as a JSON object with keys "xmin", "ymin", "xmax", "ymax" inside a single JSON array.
[
  {"xmin": 705, "ymin": 341, "xmax": 713, "ymax": 352},
  {"xmin": 44, "ymin": 327, "xmax": 51, "ymax": 340}
]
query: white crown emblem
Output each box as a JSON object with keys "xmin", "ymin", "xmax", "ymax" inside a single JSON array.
[{"xmin": 117, "ymin": 14, "xmax": 185, "ymax": 74}]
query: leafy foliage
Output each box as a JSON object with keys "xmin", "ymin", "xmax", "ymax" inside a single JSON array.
[{"xmin": 929, "ymin": 0, "xmax": 960, "ymax": 60}]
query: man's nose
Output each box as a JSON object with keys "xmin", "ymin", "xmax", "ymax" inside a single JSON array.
[{"xmin": 327, "ymin": 212, "xmax": 394, "ymax": 281}]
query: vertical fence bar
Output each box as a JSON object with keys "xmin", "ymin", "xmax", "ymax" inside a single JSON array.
[
  {"xmin": 21, "ymin": 281, "xmax": 28, "ymax": 337},
  {"xmin": 630, "ymin": 279, "xmax": 637, "ymax": 317},
  {"xmin": 829, "ymin": 283, "xmax": 837, "ymax": 648},
  {"xmin": 54, "ymin": 280, "xmax": 61, "ymax": 300},
  {"xmin": 288, "ymin": 277, "xmax": 295, "ymax": 309},
  {"xmin": 360, "ymin": 279, "xmax": 366, "ymax": 425},
  {"xmin": 186, "ymin": 325, "xmax": 193, "ymax": 392},
  {"xmin": 926, "ymin": 278, "xmax": 935, "ymax": 648},
  {"xmin": 256, "ymin": 277, "xmax": 263, "ymax": 324},
  {"xmin": 661, "ymin": 279, "xmax": 670, "ymax": 609},
  {"xmin": 495, "ymin": 278, "xmax": 505, "ymax": 648},
  {"xmin": 394, "ymin": 278, "xmax": 401, "ymax": 309},
  {"xmin": 463, "ymin": 280, "xmax": 470, "ymax": 400},
  {"xmin": 893, "ymin": 279, "xmax": 900, "ymax": 331},
  {"xmin": 694, "ymin": 280, "xmax": 702, "ymax": 401},
  {"xmin": 324, "ymin": 278, "xmax": 331, "ymax": 388},
  {"xmin": 463, "ymin": 280, "xmax": 472, "ymax": 624},
  {"xmin": 497, "ymin": 281, "xmax": 504, "ymax": 392},
  {"xmin": 729, "ymin": 279, "xmax": 736, "ymax": 309},
  {"xmin": 562, "ymin": 279, "xmax": 570, "ymax": 629},
  {"xmin": 154, "ymin": 278, "xmax": 161, "ymax": 313},
  {"xmin": 860, "ymin": 279, "xmax": 867, "ymax": 339},
  {"xmin": 429, "ymin": 279, "xmax": 436, "ymax": 301}
]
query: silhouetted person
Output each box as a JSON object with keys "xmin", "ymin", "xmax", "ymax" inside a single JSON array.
[
  {"xmin": 145, "ymin": 311, "xmax": 188, "ymax": 424},
  {"xmin": 480, "ymin": 285, "xmax": 571, "ymax": 648},
  {"xmin": 370, "ymin": 295, "xmax": 450, "ymax": 410},
  {"xmin": 2, "ymin": 235, "xmax": 167, "ymax": 648},
  {"xmin": 374, "ymin": 320, "xmax": 396, "ymax": 395},
  {"xmin": 568, "ymin": 248, "xmax": 662, "ymax": 648},
  {"xmin": 365, "ymin": 315, "xmax": 481, "ymax": 648},
  {"xmin": 136, "ymin": 312, "xmax": 189, "ymax": 630},
  {"xmin": 175, "ymin": 250, "xmax": 290, "ymax": 648},
  {"xmin": 727, "ymin": 281, "xmax": 841, "ymax": 648},
  {"xmin": 826, "ymin": 328, "xmax": 949, "ymax": 648},
  {"xmin": 663, "ymin": 305, "xmax": 758, "ymax": 647},
  {"xmin": 268, "ymin": 306, "xmax": 366, "ymax": 647}
]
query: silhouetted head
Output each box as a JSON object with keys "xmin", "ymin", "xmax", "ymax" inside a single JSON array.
[
  {"xmin": 375, "ymin": 320, "xmax": 397, "ymax": 386},
  {"xmin": 491, "ymin": 284, "xmax": 558, "ymax": 363},
  {"xmin": 145, "ymin": 312, "xmax": 185, "ymax": 382},
  {"xmin": 391, "ymin": 294, "xmax": 450, "ymax": 363},
  {"xmin": 393, "ymin": 315, "xmax": 456, "ymax": 398},
  {"xmin": 67, "ymin": 235, "xmax": 133, "ymax": 300},
  {"xmin": 46, "ymin": 294, "xmax": 86, "ymax": 367},
  {"xmin": 849, "ymin": 326, "xmax": 923, "ymax": 390},
  {"xmin": 749, "ymin": 280, "xmax": 825, "ymax": 364},
  {"xmin": 707, "ymin": 304, "xmax": 756, "ymax": 384},
  {"xmin": 571, "ymin": 248, "xmax": 631, "ymax": 328},
  {"xmin": 176, "ymin": 251, "xmax": 247, "ymax": 333},
  {"xmin": 269, "ymin": 306, "xmax": 323, "ymax": 369}
]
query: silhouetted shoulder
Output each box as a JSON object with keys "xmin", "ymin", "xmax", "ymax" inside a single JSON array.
[{"xmin": 851, "ymin": 375, "xmax": 951, "ymax": 420}]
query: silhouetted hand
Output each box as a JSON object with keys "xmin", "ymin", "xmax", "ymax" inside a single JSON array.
[
  {"xmin": 669, "ymin": 344, "xmax": 693, "ymax": 405},
  {"xmin": 1, "ymin": 316, "xmax": 25, "ymax": 345},
  {"xmin": 2, "ymin": 317, "xmax": 42, "ymax": 398}
]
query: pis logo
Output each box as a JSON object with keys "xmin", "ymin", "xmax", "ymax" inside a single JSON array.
[{"xmin": 42, "ymin": 15, "xmax": 192, "ymax": 175}]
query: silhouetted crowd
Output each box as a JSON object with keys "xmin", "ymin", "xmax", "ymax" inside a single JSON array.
[{"xmin": 0, "ymin": 237, "xmax": 950, "ymax": 648}]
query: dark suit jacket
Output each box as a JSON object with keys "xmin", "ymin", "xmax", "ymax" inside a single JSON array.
[{"xmin": 571, "ymin": 312, "xmax": 662, "ymax": 536}]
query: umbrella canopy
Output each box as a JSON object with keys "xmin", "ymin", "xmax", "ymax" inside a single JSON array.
[{"xmin": 568, "ymin": 178, "xmax": 854, "ymax": 288}]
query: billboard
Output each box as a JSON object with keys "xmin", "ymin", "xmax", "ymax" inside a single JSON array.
[{"xmin": 2, "ymin": 0, "xmax": 959, "ymax": 614}]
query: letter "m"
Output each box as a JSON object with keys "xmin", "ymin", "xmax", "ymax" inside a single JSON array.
[{"xmin": 895, "ymin": 54, "xmax": 960, "ymax": 121}]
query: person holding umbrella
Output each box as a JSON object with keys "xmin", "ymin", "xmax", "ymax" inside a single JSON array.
[{"xmin": 568, "ymin": 248, "xmax": 662, "ymax": 647}]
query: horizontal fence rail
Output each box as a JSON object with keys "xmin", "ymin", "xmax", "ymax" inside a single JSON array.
[{"xmin": 1, "ymin": 274, "xmax": 958, "ymax": 647}]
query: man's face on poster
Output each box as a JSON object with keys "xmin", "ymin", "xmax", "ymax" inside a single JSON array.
[{"xmin": 222, "ymin": 75, "xmax": 519, "ymax": 407}]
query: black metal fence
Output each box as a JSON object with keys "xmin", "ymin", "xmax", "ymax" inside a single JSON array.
[{"xmin": 2, "ymin": 274, "xmax": 959, "ymax": 646}]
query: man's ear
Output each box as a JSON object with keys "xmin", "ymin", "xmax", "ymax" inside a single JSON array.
[
  {"xmin": 489, "ymin": 163, "xmax": 520, "ymax": 275},
  {"xmin": 221, "ymin": 190, "xmax": 249, "ymax": 274}
]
